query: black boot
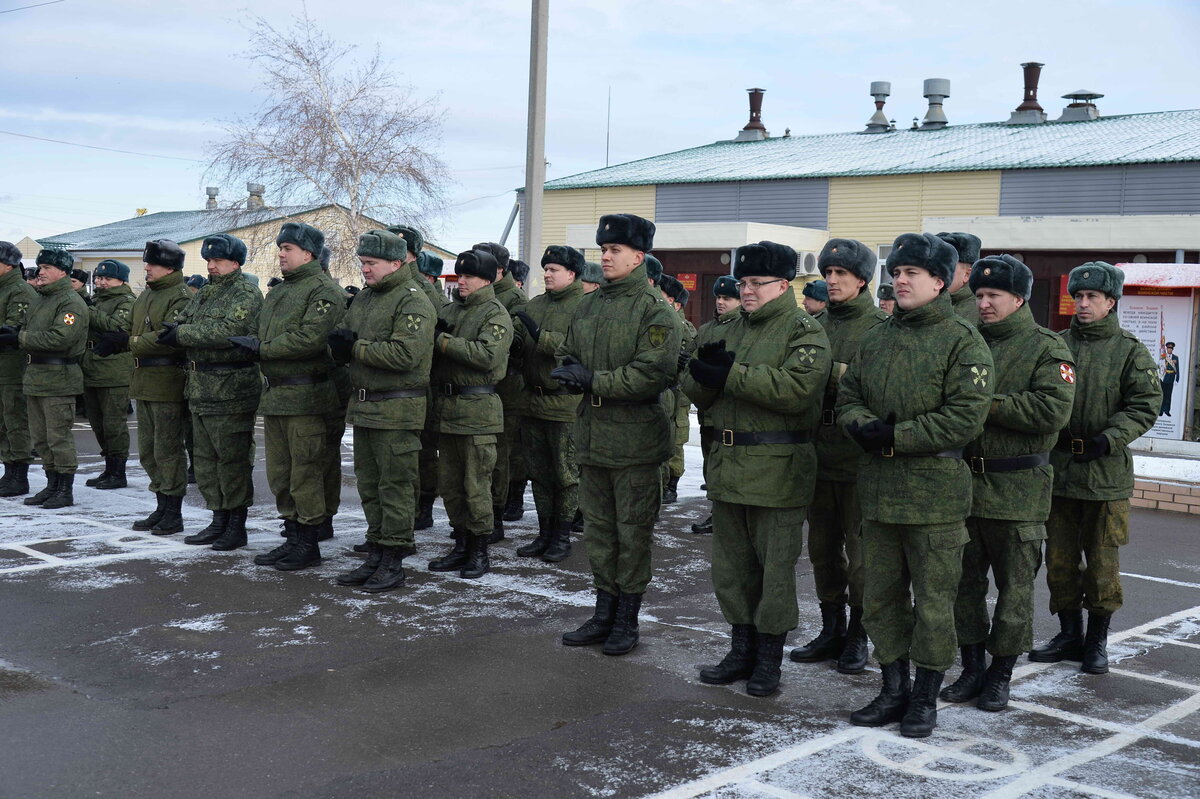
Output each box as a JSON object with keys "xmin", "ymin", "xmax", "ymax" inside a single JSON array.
[
  {"xmin": 362, "ymin": 544, "xmax": 413, "ymax": 592},
  {"xmin": 562, "ymin": 590, "xmax": 619, "ymax": 646},
  {"xmin": 0, "ymin": 462, "xmax": 30, "ymax": 497},
  {"xmin": 700, "ymin": 624, "xmax": 756, "ymax": 685},
  {"xmin": 254, "ymin": 520, "xmax": 298, "ymax": 565},
  {"xmin": 789, "ymin": 601, "xmax": 847, "ymax": 662},
  {"xmin": 516, "ymin": 524, "xmax": 551, "ymax": 558},
  {"xmin": 837, "ymin": 606, "xmax": 870, "ymax": 674},
  {"xmin": 132, "ymin": 492, "xmax": 166, "ymax": 530},
  {"xmin": 1081, "ymin": 612, "xmax": 1112, "ymax": 674},
  {"xmin": 414, "ymin": 495, "xmax": 435, "ymax": 530},
  {"xmin": 460, "ymin": 535, "xmax": 490, "ymax": 579},
  {"xmin": 337, "ymin": 542, "xmax": 382, "ymax": 586},
  {"xmin": 940, "ymin": 641, "xmax": 987, "ymax": 703},
  {"xmin": 977, "ymin": 654, "xmax": 1019, "ymax": 711},
  {"xmin": 487, "ymin": 507, "xmax": 505, "ymax": 544},
  {"xmin": 185, "ymin": 510, "xmax": 230, "ymax": 545},
  {"xmin": 0, "ymin": 462, "xmax": 11, "ymax": 493},
  {"xmin": 94, "ymin": 456, "xmax": 127, "ymax": 489},
  {"xmin": 690, "ymin": 513, "xmax": 713, "ymax": 535},
  {"xmin": 541, "ymin": 523, "xmax": 572, "ymax": 563},
  {"xmin": 317, "ymin": 517, "xmax": 334, "ymax": 542},
  {"xmin": 429, "ymin": 530, "xmax": 470, "ymax": 572},
  {"xmin": 1029, "ymin": 609, "xmax": 1084, "ymax": 662},
  {"xmin": 602, "ymin": 592, "xmax": 643, "ymax": 656},
  {"xmin": 43, "ymin": 472, "xmax": 75, "ymax": 509},
  {"xmin": 850, "ymin": 659, "xmax": 911, "ymax": 727},
  {"xmin": 212, "ymin": 507, "xmax": 249, "ymax": 551},
  {"xmin": 746, "ymin": 632, "xmax": 787, "ymax": 697},
  {"xmin": 84, "ymin": 460, "xmax": 109, "ymax": 487},
  {"xmin": 151, "ymin": 494, "xmax": 184, "ymax": 535},
  {"xmin": 352, "ymin": 538, "xmax": 373, "ymax": 554},
  {"xmin": 502, "ymin": 481, "xmax": 525, "ymax": 521},
  {"xmin": 23, "ymin": 471, "xmax": 57, "ymax": 506},
  {"xmin": 571, "ymin": 508, "xmax": 584, "ymax": 533},
  {"xmin": 275, "ymin": 523, "xmax": 321, "ymax": 571},
  {"xmin": 662, "ymin": 475, "xmax": 679, "ymax": 504},
  {"xmin": 900, "ymin": 667, "xmax": 945, "ymax": 738}
]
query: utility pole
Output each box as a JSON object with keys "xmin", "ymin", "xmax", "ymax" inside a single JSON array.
[{"xmin": 521, "ymin": 0, "xmax": 549, "ymax": 295}]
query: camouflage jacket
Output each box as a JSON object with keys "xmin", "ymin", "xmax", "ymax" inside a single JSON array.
[
  {"xmin": 518, "ymin": 278, "xmax": 584, "ymax": 423},
  {"xmin": 951, "ymin": 285, "xmax": 980, "ymax": 324},
  {"xmin": 561, "ymin": 263, "xmax": 681, "ymax": 468},
  {"xmin": 344, "ymin": 268, "xmax": 436, "ymax": 431},
  {"xmin": 692, "ymin": 308, "xmax": 740, "ymax": 429},
  {"xmin": 493, "ymin": 271, "xmax": 529, "ymax": 415},
  {"xmin": 966, "ymin": 303, "xmax": 1075, "ymax": 521},
  {"xmin": 682, "ymin": 287, "xmax": 830, "ymax": 508},
  {"xmin": 0, "ymin": 267, "xmax": 36, "ymax": 385},
  {"xmin": 837, "ymin": 292, "xmax": 994, "ymax": 525},
  {"xmin": 129, "ymin": 270, "xmax": 191, "ymax": 402},
  {"xmin": 19, "ymin": 275, "xmax": 88, "ymax": 397},
  {"xmin": 1051, "ymin": 312, "xmax": 1160, "ymax": 501},
  {"xmin": 432, "ymin": 283, "xmax": 510, "ymax": 435},
  {"xmin": 408, "ymin": 260, "xmax": 448, "ymax": 308},
  {"xmin": 82, "ymin": 283, "xmax": 134, "ymax": 389},
  {"xmin": 176, "ymin": 269, "xmax": 263, "ymax": 415}
]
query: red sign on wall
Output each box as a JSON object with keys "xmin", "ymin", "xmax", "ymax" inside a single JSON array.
[
  {"xmin": 1058, "ymin": 275, "xmax": 1075, "ymax": 316},
  {"xmin": 677, "ymin": 273, "xmax": 698, "ymax": 291}
]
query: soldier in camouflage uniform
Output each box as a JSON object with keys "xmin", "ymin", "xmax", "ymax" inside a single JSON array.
[
  {"xmin": 801, "ymin": 279, "xmax": 828, "ymax": 322},
  {"xmin": 877, "ymin": 282, "xmax": 896, "ymax": 316},
  {"xmin": 940, "ymin": 255, "xmax": 1075, "ymax": 712},
  {"xmin": 0, "ymin": 241, "xmax": 38, "ymax": 498},
  {"xmin": 937, "ymin": 232, "xmax": 982, "ymax": 324},
  {"xmin": 555, "ymin": 214, "xmax": 681, "ymax": 656},
  {"xmin": 838, "ymin": 232, "xmax": 993, "ymax": 738},
  {"xmin": 657, "ymin": 273, "xmax": 694, "ymax": 504},
  {"xmin": 126, "ymin": 241, "xmax": 192, "ymax": 533},
  {"xmin": 81, "ymin": 259, "xmax": 134, "ymax": 490},
  {"xmin": 791, "ymin": 239, "xmax": 888, "ymax": 674},
  {"xmin": 167, "ymin": 234, "xmax": 263, "ymax": 551},
  {"xmin": 329, "ymin": 230, "xmax": 435, "ymax": 592},
  {"xmin": 511, "ymin": 245, "xmax": 586, "ymax": 562},
  {"xmin": 13, "ymin": 249, "xmax": 88, "ymax": 509},
  {"xmin": 235, "ymin": 222, "xmax": 346, "ymax": 571},
  {"xmin": 314, "ymin": 245, "xmax": 351, "ymax": 543},
  {"xmin": 682, "ymin": 241, "xmax": 831, "ymax": 697},
  {"xmin": 1031, "ymin": 262, "xmax": 1159, "ymax": 674},
  {"xmin": 427, "ymin": 249, "xmax": 511, "ymax": 579}
]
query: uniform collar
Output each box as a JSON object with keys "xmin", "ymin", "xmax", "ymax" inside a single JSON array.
[
  {"xmin": 741, "ymin": 285, "xmax": 796, "ymax": 324},
  {"xmin": 495, "ymin": 272, "xmax": 516, "ymax": 293},
  {"xmin": 548, "ymin": 279, "xmax": 583, "ymax": 301},
  {"xmin": 37, "ymin": 274, "xmax": 72, "ymax": 296},
  {"xmin": 281, "ymin": 261, "xmax": 321, "ymax": 282},
  {"xmin": 148, "ymin": 269, "xmax": 184, "ymax": 290},
  {"xmin": 978, "ymin": 301, "xmax": 1033, "ymax": 342},
  {"xmin": 827, "ymin": 287, "xmax": 875, "ymax": 321},
  {"xmin": 209, "ymin": 268, "xmax": 242, "ymax": 287},
  {"xmin": 95, "ymin": 283, "xmax": 133, "ymax": 299},
  {"xmin": 0, "ymin": 268, "xmax": 20, "ymax": 288},
  {"xmin": 892, "ymin": 291, "xmax": 953, "ymax": 328},
  {"xmin": 1071, "ymin": 309, "xmax": 1120, "ymax": 339},
  {"xmin": 458, "ymin": 283, "xmax": 496, "ymax": 306},
  {"xmin": 599, "ymin": 263, "xmax": 649, "ymax": 296}
]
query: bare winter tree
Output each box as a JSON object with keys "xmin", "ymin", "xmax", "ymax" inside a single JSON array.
[{"xmin": 205, "ymin": 12, "xmax": 448, "ymax": 283}]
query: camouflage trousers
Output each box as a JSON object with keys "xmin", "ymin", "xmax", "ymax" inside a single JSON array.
[
  {"xmin": 440, "ymin": 433, "xmax": 497, "ymax": 537},
  {"xmin": 522, "ymin": 416, "xmax": 578, "ymax": 528},
  {"xmin": 862, "ymin": 519, "xmax": 969, "ymax": 672},
  {"xmin": 699, "ymin": 425, "xmax": 714, "ymax": 483},
  {"xmin": 264, "ymin": 414, "xmax": 330, "ymax": 526},
  {"xmin": 806, "ymin": 479, "xmax": 864, "ymax": 607},
  {"xmin": 83, "ymin": 385, "xmax": 130, "ymax": 459},
  {"xmin": 192, "ymin": 411, "xmax": 256, "ymax": 511},
  {"xmin": 354, "ymin": 426, "xmax": 420, "ymax": 548},
  {"xmin": 490, "ymin": 413, "xmax": 523, "ymax": 507},
  {"xmin": 137, "ymin": 400, "xmax": 187, "ymax": 496},
  {"xmin": 323, "ymin": 405, "xmax": 348, "ymax": 519},
  {"xmin": 417, "ymin": 396, "xmax": 439, "ymax": 502},
  {"xmin": 0, "ymin": 383, "xmax": 31, "ymax": 464},
  {"xmin": 580, "ymin": 462, "xmax": 661, "ymax": 595},
  {"xmin": 27, "ymin": 395, "xmax": 77, "ymax": 474},
  {"xmin": 668, "ymin": 390, "xmax": 689, "ymax": 479},
  {"xmin": 712, "ymin": 501, "xmax": 806, "ymax": 636},
  {"xmin": 954, "ymin": 517, "xmax": 1045, "ymax": 656},
  {"xmin": 1045, "ymin": 496, "xmax": 1127, "ymax": 616}
]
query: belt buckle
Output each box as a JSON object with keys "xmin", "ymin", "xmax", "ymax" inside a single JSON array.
[
  {"xmin": 133, "ymin": 357, "xmax": 141, "ymax": 368},
  {"xmin": 442, "ymin": 383, "xmax": 455, "ymax": 396},
  {"xmin": 25, "ymin": 354, "xmax": 31, "ymax": 365},
  {"xmin": 880, "ymin": 446, "xmax": 895, "ymax": 458},
  {"xmin": 590, "ymin": 394, "xmax": 602, "ymax": 408},
  {"xmin": 357, "ymin": 388, "xmax": 367, "ymax": 402},
  {"xmin": 822, "ymin": 409, "xmax": 835, "ymax": 426},
  {"xmin": 1071, "ymin": 438, "xmax": 1085, "ymax": 455},
  {"xmin": 969, "ymin": 456, "xmax": 985, "ymax": 474},
  {"xmin": 722, "ymin": 429, "xmax": 734, "ymax": 447},
  {"xmin": 189, "ymin": 361, "xmax": 198, "ymax": 372}
]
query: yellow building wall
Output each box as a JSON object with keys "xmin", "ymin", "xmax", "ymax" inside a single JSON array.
[
  {"xmin": 541, "ymin": 186, "xmax": 656, "ymax": 254},
  {"xmin": 827, "ymin": 171, "xmax": 1000, "ymax": 253}
]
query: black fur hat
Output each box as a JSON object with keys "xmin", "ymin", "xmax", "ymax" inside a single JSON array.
[
  {"xmin": 581, "ymin": 261, "xmax": 604, "ymax": 284},
  {"xmin": 541, "ymin": 245, "xmax": 585, "ymax": 275},
  {"xmin": 818, "ymin": 238, "xmax": 876, "ymax": 283},
  {"xmin": 389, "ymin": 225, "xmax": 424, "ymax": 256},
  {"xmin": 472, "ymin": 242, "xmax": 510, "ymax": 272},
  {"xmin": 659, "ymin": 274, "xmax": 689, "ymax": 307},
  {"xmin": 319, "ymin": 245, "xmax": 332, "ymax": 271},
  {"xmin": 455, "ymin": 249, "xmax": 499, "ymax": 283},
  {"xmin": 969, "ymin": 254, "xmax": 1033, "ymax": 300},
  {"xmin": 36, "ymin": 247, "xmax": 74, "ymax": 272},
  {"xmin": 95, "ymin": 259, "xmax": 130, "ymax": 282},
  {"xmin": 202, "ymin": 233, "xmax": 248, "ymax": 266},
  {"xmin": 595, "ymin": 213, "xmax": 655, "ymax": 252},
  {"xmin": 644, "ymin": 253, "xmax": 664, "ymax": 285},
  {"xmin": 802, "ymin": 280, "xmax": 829, "ymax": 303},
  {"xmin": 886, "ymin": 233, "xmax": 956, "ymax": 290},
  {"xmin": 1068, "ymin": 261, "xmax": 1124, "ymax": 300},
  {"xmin": 275, "ymin": 222, "xmax": 325, "ymax": 260},
  {"xmin": 877, "ymin": 282, "xmax": 895, "ymax": 301},
  {"xmin": 733, "ymin": 241, "xmax": 798, "ymax": 281},
  {"xmin": 143, "ymin": 239, "xmax": 185, "ymax": 270},
  {"xmin": 508, "ymin": 259, "xmax": 530, "ymax": 285},
  {"xmin": 71, "ymin": 269, "xmax": 90, "ymax": 284},
  {"xmin": 417, "ymin": 251, "xmax": 444, "ymax": 278},
  {"xmin": 713, "ymin": 275, "xmax": 739, "ymax": 299},
  {"xmin": 935, "ymin": 231, "xmax": 982, "ymax": 265},
  {"xmin": 0, "ymin": 241, "xmax": 22, "ymax": 268}
]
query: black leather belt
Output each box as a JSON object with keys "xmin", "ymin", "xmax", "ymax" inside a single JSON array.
[
  {"xmin": 27, "ymin": 355, "xmax": 78, "ymax": 366},
  {"xmin": 190, "ymin": 360, "xmax": 256, "ymax": 372},
  {"xmin": 134, "ymin": 356, "xmax": 184, "ymax": 368},
  {"xmin": 533, "ymin": 385, "xmax": 574, "ymax": 397},
  {"xmin": 440, "ymin": 383, "xmax": 496, "ymax": 396},
  {"xmin": 1055, "ymin": 435, "xmax": 1088, "ymax": 455},
  {"xmin": 356, "ymin": 387, "xmax": 427, "ymax": 402},
  {"xmin": 721, "ymin": 430, "xmax": 812, "ymax": 446},
  {"xmin": 264, "ymin": 373, "xmax": 330, "ymax": 388},
  {"xmin": 967, "ymin": 452, "xmax": 1051, "ymax": 474},
  {"xmin": 874, "ymin": 447, "xmax": 964, "ymax": 459},
  {"xmin": 585, "ymin": 392, "xmax": 660, "ymax": 407}
]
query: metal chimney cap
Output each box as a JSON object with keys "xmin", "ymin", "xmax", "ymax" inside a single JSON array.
[
  {"xmin": 247, "ymin": 182, "xmax": 265, "ymax": 194},
  {"xmin": 205, "ymin": 187, "xmax": 219, "ymax": 197},
  {"xmin": 869, "ymin": 81, "xmax": 891, "ymax": 97},
  {"xmin": 923, "ymin": 78, "xmax": 951, "ymax": 98},
  {"xmin": 1020, "ymin": 61, "xmax": 1045, "ymax": 69},
  {"xmin": 1062, "ymin": 90, "xmax": 1104, "ymax": 101}
]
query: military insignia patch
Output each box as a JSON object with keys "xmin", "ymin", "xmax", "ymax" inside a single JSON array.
[
  {"xmin": 1060, "ymin": 363, "xmax": 1075, "ymax": 383},
  {"xmin": 315, "ymin": 299, "xmax": 333, "ymax": 315},
  {"xmin": 405, "ymin": 314, "xmax": 422, "ymax": 333},
  {"xmin": 647, "ymin": 325, "xmax": 668, "ymax": 348},
  {"xmin": 970, "ymin": 365, "xmax": 989, "ymax": 388},
  {"xmin": 63, "ymin": 313, "xmax": 76, "ymax": 326},
  {"xmin": 233, "ymin": 307, "xmax": 248, "ymax": 321},
  {"xmin": 796, "ymin": 345, "xmax": 817, "ymax": 365},
  {"xmin": 14, "ymin": 302, "xmax": 27, "ymax": 315},
  {"xmin": 490, "ymin": 323, "xmax": 506, "ymax": 341}
]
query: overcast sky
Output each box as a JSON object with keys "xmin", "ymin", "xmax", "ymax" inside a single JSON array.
[{"xmin": 2, "ymin": 0, "xmax": 1198, "ymax": 255}]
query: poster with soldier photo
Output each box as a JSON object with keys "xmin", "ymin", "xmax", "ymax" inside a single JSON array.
[{"xmin": 1118, "ymin": 289, "xmax": 1195, "ymax": 441}]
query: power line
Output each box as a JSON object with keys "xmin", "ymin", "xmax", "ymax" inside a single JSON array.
[
  {"xmin": 0, "ymin": 128, "xmax": 202, "ymax": 163},
  {"xmin": 0, "ymin": 0, "xmax": 65, "ymax": 14}
]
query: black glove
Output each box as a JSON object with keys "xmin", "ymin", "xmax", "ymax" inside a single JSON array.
[
  {"xmin": 327, "ymin": 328, "xmax": 357, "ymax": 363},
  {"xmin": 157, "ymin": 322, "xmax": 182, "ymax": 349},
  {"xmin": 696, "ymin": 340, "xmax": 729, "ymax": 362},
  {"xmin": 688, "ymin": 342, "xmax": 736, "ymax": 389},
  {"xmin": 0, "ymin": 325, "xmax": 18, "ymax": 349},
  {"xmin": 514, "ymin": 310, "xmax": 540, "ymax": 343},
  {"xmin": 434, "ymin": 318, "xmax": 452, "ymax": 336},
  {"xmin": 228, "ymin": 335, "xmax": 261, "ymax": 357},
  {"xmin": 92, "ymin": 330, "xmax": 129, "ymax": 357},
  {"xmin": 550, "ymin": 355, "xmax": 593, "ymax": 393},
  {"xmin": 677, "ymin": 346, "xmax": 692, "ymax": 372},
  {"xmin": 1073, "ymin": 434, "xmax": 1111, "ymax": 463},
  {"xmin": 846, "ymin": 413, "xmax": 896, "ymax": 453}
]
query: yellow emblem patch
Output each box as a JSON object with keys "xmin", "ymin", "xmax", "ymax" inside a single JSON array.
[
  {"xmin": 63, "ymin": 313, "xmax": 76, "ymax": 326},
  {"xmin": 315, "ymin": 299, "xmax": 332, "ymax": 315},
  {"xmin": 490, "ymin": 323, "xmax": 506, "ymax": 341},
  {"xmin": 647, "ymin": 325, "xmax": 668, "ymax": 348},
  {"xmin": 796, "ymin": 345, "xmax": 817, "ymax": 365},
  {"xmin": 405, "ymin": 314, "xmax": 422, "ymax": 333},
  {"xmin": 971, "ymin": 365, "xmax": 989, "ymax": 388}
]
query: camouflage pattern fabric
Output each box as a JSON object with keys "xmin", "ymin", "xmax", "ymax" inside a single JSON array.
[
  {"xmin": 354, "ymin": 426, "xmax": 420, "ymax": 547},
  {"xmin": 807, "ymin": 480, "xmax": 864, "ymax": 606},
  {"xmin": 711, "ymin": 501, "xmax": 806, "ymax": 635},
  {"xmin": 0, "ymin": 267, "xmax": 36, "ymax": 386},
  {"xmin": 20, "ymin": 275, "xmax": 87, "ymax": 397},
  {"xmin": 27, "ymin": 395, "xmax": 77, "ymax": 473},
  {"xmin": 439, "ymin": 433, "xmax": 497, "ymax": 537},
  {"xmin": 264, "ymin": 414, "xmax": 330, "ymax": 525},
  {"xmin": 138, "ymin": 400, "xmax": 187, "ymax": 496},
  {"xmin": 1045, "ymin": 497, "xmax": 1128, "ymax": 615},
  {"xmin": 951, "ymin": 284, "xmax": 980, "ymax": 324},
  {"xmin": 129, "ymin": 270, "xmax": 189, "ymax": 402},
  {"xmin": 192, "ymin": 411, "xmax": 255, "ymax": 510},
  {"xmin": 580, "ymin": 462, "xmax": 661, "ymax": 595},
  {"xmin": 0, "ymin": 384, "xmax": 31, "ymax": 463},
  {"xmin": 83, "ymin": 386, "xmax": 130, "ymax": 459},
  {"xmin": 176, "ymin": 268, "xmax": 263, "ymax": 415},
  {"xmin": 523, "ymin": 416, "xmax": 578, "ymax": 527},
  {"xmin": 954, "ymin": 518, "xmax": 1044, "ymax": 655},
  {"xmin": 81, "ymin": 283, "xmax": 133, "ymax": 388}
]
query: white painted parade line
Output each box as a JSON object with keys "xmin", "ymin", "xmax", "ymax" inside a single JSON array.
[{"xmin": 1121, "ymin": 571, "xmax": 1200, "ymax": 590}]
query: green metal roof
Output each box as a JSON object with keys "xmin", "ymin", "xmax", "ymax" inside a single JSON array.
[
  {"xmin": 544, "ymin": 110, "xmax": 1200, "ymax": 190},
  {"xmin": 39, "ymin": 205, "xmax": 325, "ymax": 251}
]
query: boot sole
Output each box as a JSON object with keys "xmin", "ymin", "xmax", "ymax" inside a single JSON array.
[
  {"xmin": 275, "ymin": 560, "xmax": 321, "ymax": 571},
  {"xmin": 1080, "ymin": 663, "xmax": 1109, "ymax": 675},
  {"xmin": 602, "ymin": 640, "xmax": 638, "ymax": 656},
  {"xmin": 746, "ymin": 684, "xmax": 780, "ymax": 697},
  {"xmin": 699, "ymin": 670, "xmax": 754, "ymax": 686},
  {"xmin": 360, "ymin": 581, "xmax": 405, "ymax": 593},
  {"xmin": 211, "ymin": 541, "xmax": 247, "ymax": 551},
  {"xmin": 184, "ymin": 536, "xmax": 224, "ymax": 545},
  {"xmin": 562, "ymin": 634, "xmax": 609, "ymax": 647},
  {"xmin": 150, "ymin": 528, "xmax": 183, "ymax": 536},
  {"xmin": 428, "ymin": 561, "xmax": 469, "ymax": 572},
  {"xmin": 900, "ymin": 727, "xmax": 934, "ymax": 738},
  {"xmin": 541, "ymin": 551, "xmax": 571, "ymax": 563}
]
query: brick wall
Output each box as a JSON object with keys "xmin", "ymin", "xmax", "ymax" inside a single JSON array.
[{"xmin": 1132, "ymin": 480, "xmax": 1200, "ymax": 515}]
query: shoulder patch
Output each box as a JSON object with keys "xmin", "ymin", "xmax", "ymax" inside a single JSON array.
[
  {"xmin": 1059, "ymin": 363, "xmax": 1075, "ymax": 383},
  {"xmin": 647, "ymin": 325, "xmax": 669, "ymax": 348},
  {"xmin": 314, "ymin": 298, "xmax": 333, "ymax": 315},
  {"xmin": 490, "ymin": 322, "xmax": 507, "ymax": 341},
  {"xmin": 405, "ymin": 314, "xmax": 422, "ymax": 333},
  {"xmin": 796, "ymin": 344, "xmax": 820, "ymax": 365},
  {"xmin": 969, "ymin": 364, "xmax": 990, "ymax": 389}
]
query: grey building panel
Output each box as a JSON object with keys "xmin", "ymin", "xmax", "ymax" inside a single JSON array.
[
  {"xmin": 1120, "ymin": 163, "xmax": 1200, "ymax": 214},
  {"xmin": 655, "ymin": 179, "xmax": 829, "ymax": 228},
  {"xmin": 1000, "ymin": 163, "xmax": 1200, "ymax": 216}
]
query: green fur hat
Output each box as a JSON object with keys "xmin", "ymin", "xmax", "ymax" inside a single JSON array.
[{"xmin": 1068, "ymin": 261, "xmax": 1123, "ymax": 300}]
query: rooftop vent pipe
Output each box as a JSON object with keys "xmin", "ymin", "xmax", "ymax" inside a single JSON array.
[
  {"xmin": 1057, "ymin": 90, "xmax": 1103, "ymax": 122},
  {"xmin": 205, "ymin": 187, "xmax": 219, "ymax": 210},
  {"xmin": 734, "ymin": 88, "xmax": 767, "ymax": 142},
  {"xmin": 247, "ymin": 183, "xmax": 265, "ymax": 211},
  {"xmin": 919, "ymin": 79, "xmax": 950, "ymax": 130},
  {"xmin": 1006, "ymin": 62, "xmax": 1048, "ymax": 124},
  {"xmin": 863, "ymin": 81, "xmax": 892, "ymax": 133}
]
